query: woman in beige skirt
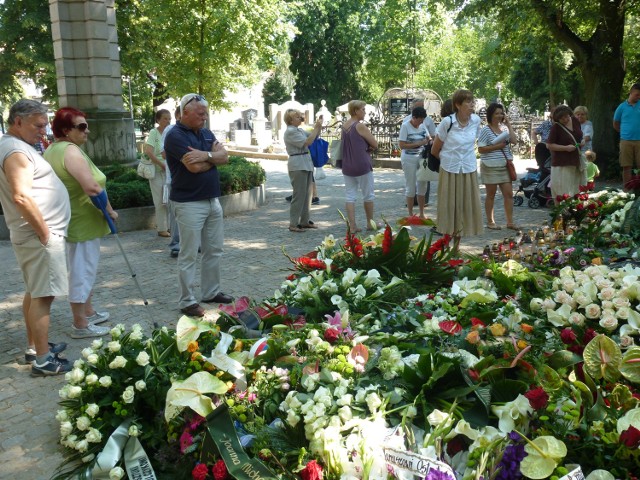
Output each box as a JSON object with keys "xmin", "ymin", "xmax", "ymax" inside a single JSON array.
[
  {"xmin": 478, "ymin": 102, "xmax": 519, "ymax": 230},
  {"xmin": 431, "ymin": 89, "xmax": 483, "ymax": 238}
]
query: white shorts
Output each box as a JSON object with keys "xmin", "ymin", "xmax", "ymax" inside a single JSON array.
[
  {"xmin": 344, "ymin": 172, "xmax": 375, "ymax": 203},
  {"xmin": 67, "ymin": 238, "xmax": 101, "ymax": 303}
]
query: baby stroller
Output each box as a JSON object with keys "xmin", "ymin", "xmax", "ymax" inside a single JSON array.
[{"xmin": 513, "ymin": 143, "xmax": 553, "ymax": 209}]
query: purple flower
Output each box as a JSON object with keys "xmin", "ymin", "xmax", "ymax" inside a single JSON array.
[
  {"xmin": 425, "ymin": 468, "xmax": 456, "ymax": 480},
  {"xmin": 495, "ymin": 443, "xmax": 526, "ymax": 480}
]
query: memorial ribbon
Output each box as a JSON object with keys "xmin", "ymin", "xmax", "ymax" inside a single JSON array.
[{"xmin": 203, "ymin": 404, "xmax": 278, "ymax": 480}]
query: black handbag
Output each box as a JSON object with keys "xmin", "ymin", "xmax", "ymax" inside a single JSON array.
[{"xmin": 427, "ymin": 148, "xmax": 440, "ymax": 172}]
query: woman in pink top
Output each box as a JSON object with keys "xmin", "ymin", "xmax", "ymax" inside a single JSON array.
[{"xmin": 341, "ymin": 100, "xmax": 379, "ymax": 232}]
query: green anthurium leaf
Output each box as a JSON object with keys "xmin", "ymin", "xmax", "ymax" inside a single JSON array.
[
  {"xmin": 175, "ymin": 315, "xmax": 219, "ymax": 352},
  {"xmin": 583, "ymin": 334, "xmax": 622, "ymax": 383},
  {"xmin": 539, "ymin": 365, "xmax": 564, "ymax": 392},
  {"xmin": 490, "ymin": 379, "xmax": 528, "ymax": 402},
  {"xmin": 586, "ymin": 387, "xmax": 609, "ymax": 422},
  {"xmin": 165, "ymin": 371, "xmax": 229, "ymax": 422},
  {"xmin": 620, "ymin": 346, "xmax": 640, "ymax": 384},
  {"xmin": 610, "ymin": 384, "xmax": 636, "ymax": 410},
  {"xmin": 571, "ymin": 380, "xmax": 594, "ymax": 410},
  {"xmin": 520, "ymin": 436, "xmax": 567, "ymax": 479},
  {"xmin": 546, "ymin": 350, "xmax": 583, "ymax": 371},
  {"xmin": 459, "ymin": 292, "xmax": 496, "ymax": 307}
]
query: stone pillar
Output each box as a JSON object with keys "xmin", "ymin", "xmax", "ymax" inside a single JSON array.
[{"xmin": 49, "ymin": 0, "xmax": 136, "ymax": 165}]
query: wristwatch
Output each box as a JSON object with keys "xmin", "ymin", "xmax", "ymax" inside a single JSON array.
[{"xmin": 207, "ymin": 152, "xmax": 212, "ymax": 159}]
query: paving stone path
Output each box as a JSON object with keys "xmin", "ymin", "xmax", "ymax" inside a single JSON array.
[{"xmin": 0, "ymin": 157, "xmax": 580, "ymax": 479}]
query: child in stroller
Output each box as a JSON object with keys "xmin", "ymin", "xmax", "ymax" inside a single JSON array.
[{"xmin": 513, "ymin": 143, "xmax": 553, "ymax": 208}]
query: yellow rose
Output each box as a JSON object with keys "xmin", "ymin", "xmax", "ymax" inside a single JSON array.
[{"xmin": 489, "ymin": 323, "xmax": 506, "ymax": 337}]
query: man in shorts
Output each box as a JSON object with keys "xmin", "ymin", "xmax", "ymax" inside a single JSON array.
[
  {"xmin": 613, "ymin": 83, "xmax": 640, "ymax": 187},
  {"xmin": 0, "ymin": 99, "xmax": 72, "ymax": 376}
]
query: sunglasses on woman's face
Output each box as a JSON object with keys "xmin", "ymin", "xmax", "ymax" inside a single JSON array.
[{"xmin": 72, "ymin": 123, "xmax": 89, "ymax": 132}]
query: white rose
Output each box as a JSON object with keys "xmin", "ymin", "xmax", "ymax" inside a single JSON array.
[
  {"xmin": 55, "ymin": 410, "xmax": 69, "ymax": 422},
  {"xmin": 338, "ymin": 405, "xmax": 353, "ymax": 423},
  {"xmin": 68, "ymin": 368, "xmax": 85, "ymax": 384},
  {"xmin": 336, "ymin": 394, "xmax": 353, "ymax": 407},
  {"xmin": 86, "ymin": 428, "xmax": 102, "ymax": 443},
  {"xmin": 82, "ymin": 454, "xmax": 96, "ymax": 463},
  {"xmin": 76, "ymin": 416, "xmax": 91, "ymax": 431},
  {"xmin": 85, "ymin": 404, "xmax": 99, "ymax": 418},
  {"xmin": 584, "ymin": 303, "xmax": 601, "ymax": 319},
  {"xmin": 620, "ymin": 335, "xmax": 635, "ymax": 348},
  {"xmin": 561, "ymin": 279, "xmax": 577, "ymax": 293},
  {"xmin": 67, "ymin": 386, "xmax": 83, "ymax": 399},
  {"xmin": 613, "ymin": 296, "xmax": 631, "ymax": 309},
  {"xmin": 136, "ymin": 351, "xmax": 150, "ymax": 367},
  {"xmin": 598, "ymin": 287, "xmax": 616, "ymax": 301},
  {"xmin": 109, "ymin": 356, "xmax": 127, "ymax": 369},
  {"xmin": 128, "ymin": 425, "xmax": 140, "ymax": 437},
  {"xmin": 109, "ymin": 467, "xmax": 125, "ymax": 480},
  {"xmin": 365, "ymin": 392, "xmax": 382, "ymax": 413},
  {"xmin": 111, "ymin": 324, "xmax": 126, "ymax": 338},
  {"xmin": 601, "ymin": 300, "xmax": 614, "ymax": 310},
  {"xmin": 91, "ymin": 339, "xmax": 103, "ymax": 349},
  {"xmin": 81, "ymin": 347, "xmax": 94, "ymax": 358},
  {"xmin": 599, "ymin": 315, "xmax": 618, "ymax": 332},
  {"xmin": 58, "ymin": 386, "xmax": 69, "ymax": 400},
  {"xmin": 86, "ymin": 354, "xmax": 99, "ymax": 365},
  {"xmin": 122, "ymin": 386, "xmax": 135, "ymax": 404},
  {"xmin": 99, "ymin": 376, "xmax": 113, "ymax": 387},
  {"xmin": 286, "ymin": 410, "xmax": 300, "ymax": 427},
  {"xmin": 568, "ymin": 312, "xmax": 586, "ymax": 327},
  {"xmin": 73, "ymin": 359, "xmax": 85, "ymax": 369},
  {"xmin": 108, "ymin": 341, "xmax": 121, "ymax": 353},
  {"xmin": 60, "ymin": 421, "xmax": 74, "ymax": 437},
  {"xmin": 130, "ymin": 325, "xmax": 144, "ymax": 341},
  {"xmin": 541, "ymin": 298, "xmax": 557, "ymax": 310},
  {"xmin": 75, "ymin": 439, "xmax": 89, "ymax": 453},
  {"xmin": 85, "ymin": 374, "xmax": 99, "ymax": 385},
  {"xmin": 616, "ymin": 307, "xmax": 631, "ymax": 320},
  {"xmin": 135, "ymin": 380, "xmax": 146, "ymax": 391},
  {"xmin": 63, "ymin": 434, "xmax": 77, "ymax": 448}
]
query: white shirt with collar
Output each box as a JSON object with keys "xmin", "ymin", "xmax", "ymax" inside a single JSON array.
[{"xmin": 436, "ymin": 114, "xmax": 481, "ymax": 174}]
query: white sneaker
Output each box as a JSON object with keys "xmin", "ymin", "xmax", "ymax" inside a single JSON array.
[
  {"xmin": 87, "ymin": 311, "xmax": 110, "ymax": 325},
  {"xmin": 70, "ymin": 324, "xmax": 110, "ymax": 339}
]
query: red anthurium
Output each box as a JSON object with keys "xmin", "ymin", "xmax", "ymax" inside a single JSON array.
[
  {"xmin": 439, "ymin": 320, "xmax": 462, "ymax": 335},
  {"xmin": 470, "ymin": 317, "xmax": 486, "ymax": 328}
]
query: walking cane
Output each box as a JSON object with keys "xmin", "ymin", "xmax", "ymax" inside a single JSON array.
[{"xmin": 91, "ymin": 191, "xmax": 150, "ymax": 309}]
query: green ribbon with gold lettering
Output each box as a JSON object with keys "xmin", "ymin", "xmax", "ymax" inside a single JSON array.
[{"xmin": 203, "ymin": 404, "xmax": 279, "ymax": 480}]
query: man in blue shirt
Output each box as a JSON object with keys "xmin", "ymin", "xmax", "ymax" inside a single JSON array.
[
  {"xmin": 613, "ymin": 83, "xmax": 640, "ymax": 187},
  {"xmin": 164, "ymin": 94, "xmax": 233, "ymax": 317}
]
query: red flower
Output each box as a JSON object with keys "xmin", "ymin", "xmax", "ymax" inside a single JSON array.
[
  {"xmin": 324, "ymin": 327, "xmax": 340, "ymax": 344},
  {"xmin": 560, "ymin": 328, "xmax": 577, "ymax": 344},
  {"xmin": 524, "ymin": 387, "xmax": 549, "ymax": 410},
  {"xmin": 296, "ymin": 256, "xmax": 327, "ymax": 270},
  {"xmin": 438, "ymin": 320, "xmax": 462, "ymax": 335},
  {"xmin": 470, "ymin": 317, "xmax": 486, "ymax": 328},
  {"xmin": 620, "ymin": 426, "xmax": 640, "ymax": 448},
  {"xmin": 382, "ymin": 224, "xmax": 392, "ymax": 254},
  {"xmin": 192, "ymin": 463, "xmax": 209, "ymax": 480},
  {"xmin": 576, "ymin": 203, "xmax": 585, "ymax": 211},
  {"xmin": 300, "ymin": 460, "xmax": 324, "ymax": 480},
  {"xmin": 583, "ymin": 328, "xmax": 598, "ymax": 344},
  {"xmin": 448, "ymin": 259, "xmax": 464, "ymax": 267},
  {"xmin": 212, "ymin": 460, "xmax": 228, "ymax": 480},
  {"xmin": 446, "ymin": 435, "xmax": 467, "ymax": 457}
]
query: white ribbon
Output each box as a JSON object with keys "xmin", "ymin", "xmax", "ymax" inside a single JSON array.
[
  {"xmin": 91, "ymin": 420, "xmax": 157, "ymax": 479},
  {"xmin": 207, "ymin": 332, "xmax": 247, "ymax": 390},
  {"xmin": 560, "ymin": 465, "xmax": 585, "ymax": 480}
]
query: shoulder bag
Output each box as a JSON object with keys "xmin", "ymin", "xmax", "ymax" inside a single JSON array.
[
  {"xmin": 494, "ymin": 131, "xmax": 517, "ymax": 182},
  {"xmin": 329, "ymin": 139, "xmax": 342, "ymax": 167},
  {"xmin": 137, "ymin": 160, "xmax": 156, "ymax": 180},
  {"xmin": 426, "ymin": 114, "xmax": 455, "ymax": 172}
]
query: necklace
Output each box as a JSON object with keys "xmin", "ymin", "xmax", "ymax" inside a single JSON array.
[{"xmin": 456, "ymin": 114, "xmax": 469, "ymax": 128}]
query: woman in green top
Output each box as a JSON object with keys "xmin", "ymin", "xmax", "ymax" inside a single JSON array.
[{"xmin": 44, "ymin": 107, "xmax": 117, "ymax": 339}]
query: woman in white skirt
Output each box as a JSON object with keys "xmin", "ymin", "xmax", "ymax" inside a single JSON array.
[
  {"xmin": 430, "ymin": 89, "xmax": 483, "ymax": 238},
  {"xmin": 478, "ymin": 102, "xmax": 519, "ymax": 230}
]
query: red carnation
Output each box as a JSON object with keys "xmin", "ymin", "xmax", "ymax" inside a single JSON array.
[
  {"xmin": 524, "ymin": 387, "xmax": 549, "ymax": 410},
  {"xmin": 576, "ymin": 203, "xmax": 585, "ymax": 211},
  {"xmin": 620, "ymin": 426, "xmax": 640, "ymax": 448},
  {"xmin": 212, "ymin": 460, "xmax": 228, "ymax": 480},
  {"xmin": 560, "ymin": 328, "xmax": 577, "ymax": 344},
  {"xmin": 300, "ymin": 460, "xmax": 324, "ymax": 480},
  {"xmin": 324, "ymin": 328, "xmax": 340, "ymax": 344},
  {"xmin": 192, "ymin": 463, "xmax": 209, "ymax": 480},
  {"xmin": 583, "ymin": 328, "xmax": 598, "ymax": 344}
]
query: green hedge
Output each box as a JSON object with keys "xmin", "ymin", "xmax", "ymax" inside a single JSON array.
[{"xmin": 0, "ymin": 156, "xmax": 266, "ymax": 214}]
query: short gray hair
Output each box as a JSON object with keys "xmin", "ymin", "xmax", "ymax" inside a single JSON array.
[
  {"xmin": 8, "ymin": 99, "xmax": 48, "ymax": 125},
  {"xmin": 180, "ymin": 93, "xmax": 208, "ymax": 115}
]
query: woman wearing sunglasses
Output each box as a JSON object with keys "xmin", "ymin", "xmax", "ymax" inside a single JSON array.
[{"xmin": 43, "ymin": 107, "xmax": 116, "ymax": 339}]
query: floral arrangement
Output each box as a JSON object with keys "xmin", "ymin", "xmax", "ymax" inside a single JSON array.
[{"xmin": 54, "ymin": 214, "xmax": 640, "ymax": 480}]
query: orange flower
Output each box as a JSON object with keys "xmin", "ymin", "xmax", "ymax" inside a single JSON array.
[
  {"xmin": 520, "ymin": 323, "xmax": 534, "ymax": 334},
  {"xmin": 234, "ymin": 340, "xmax": 244, "ymax": 352},
  {"xmin": 591, "ymin": 257, "xmax": 602, "ymax": 265},
  {"xmin": 517, "ymin": 340, "xmax": 528, "ymax": 350},
  {"xmin": 191, "ymin": 352, "xmax": 203, "ymax": 361},
  {"xmin": 187, "ymin": 341, "xmax": 199, "ymax": 353},
  {"xmin": 466, "ymin": 330, "xmax": 481, "ymax": 344},
  {"xmin": 489, "ymin": 323, "xmax": 506, "ymax": 337}
]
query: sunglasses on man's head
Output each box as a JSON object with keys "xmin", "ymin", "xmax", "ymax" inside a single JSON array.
[
  {"xmin": 184, "ymin": 94, "xmax": 206, "ymax": 108},
  {"xmin": 72, "ymin": 123, "xmax": 89, "ymax": 132}
]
